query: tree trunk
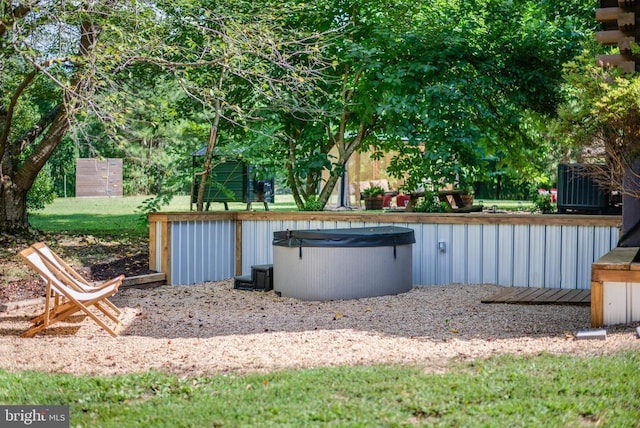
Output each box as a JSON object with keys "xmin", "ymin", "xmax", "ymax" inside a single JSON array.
[
  {"xmin": 196, "ymin": 71, "xmax": 225, "ymax": 212},
  {"xmin": 0, "ymin": 178, "xmax": 29, "ymax": 233}
]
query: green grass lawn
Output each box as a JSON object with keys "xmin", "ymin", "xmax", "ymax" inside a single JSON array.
[
  {"xmin": 29, "ymin": 195, "xmax": 533, "ymax": 237},
  {"xmin": 29, "ymin": 195, "xmax": 300, "ymax": 236},
  {"xmin": 1, "ymin": 353, "xmax": 638, "ymax": 426}
]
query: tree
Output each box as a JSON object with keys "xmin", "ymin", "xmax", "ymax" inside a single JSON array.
[
  {"xmin": 239, "ymin": 0, "xmax": 596, "ymax": 210},
  {"xmin": 383, "ymin": 0, "xmax": 597, "ymax": 195},
  {"xmin": 1, "ymin": 2, "xmax": 107, "ymax": 232},
  {"xmin": 1, "ymin": 0, "xmax": 328, "ymax": 230},
  {"xmin": 241, "ymin": 0, "xmax": 430, "ymax": 209},
  {"xmin": 555, "ymin": 46, "xmax": 640, "ymax": 199}
]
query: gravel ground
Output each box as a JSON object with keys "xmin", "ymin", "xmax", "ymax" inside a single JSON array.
[{"xmin": 1, "ymin": 282, "xmax": 639, "ymax": 376}]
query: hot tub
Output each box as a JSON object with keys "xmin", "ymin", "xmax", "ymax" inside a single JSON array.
[{"xmin": 272, "ymin": 226, "xmax": 415, "ymax": 300}]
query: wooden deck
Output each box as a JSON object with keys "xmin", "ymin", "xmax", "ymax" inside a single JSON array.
[{"xmin": 481, "ymin": 287, "xmax": 590, "ymax": 306}]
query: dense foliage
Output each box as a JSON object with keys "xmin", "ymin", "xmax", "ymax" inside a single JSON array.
[{"xmin": 2, "ymin": 0, "xmax": 603, "ymax": 224}]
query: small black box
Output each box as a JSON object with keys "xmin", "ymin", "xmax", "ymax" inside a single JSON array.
[
  {"xmin": 233, "ymin": 275, "xmax": 254, "ymax": 290},
  {"xmin": 251, "ymin": 264, "xmax": 273, "ymax": 291}
]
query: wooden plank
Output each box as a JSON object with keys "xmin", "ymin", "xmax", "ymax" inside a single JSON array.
[
  {"xmin": 504, "ymin": 287, "xmax": 542, "ymax": 302},
  {"xmin": 546, "ymin": 288, "xmax": 574, "ymax": 303},
  {"xmin": 122, "ymin": 273, "xmax": 166, "ymax": 288},
  {"xmin": 576, "ymin": 289, "xmax": 592, "ymax": 303},
  {"xmin": 160, "ymin": 220, "xmax": 171, "ymax": 285},
  {"xmin": 482, "ymin": 287, "xmax": 589, "ymax": 306},
  {"xmin": 480, "ymin": 287, "xmax": 516, "ymax": 303},
  {"xmin": 530, "ymin": 288, "xmax": 564, "ymax": 303},
  {"xmin": 592, "ymin": 269, "xmax": 640, "ymax": 283},
  {"xmin": 149, "ymin": 220, "xmax": 158, "ymax": 271},
  {"xmin": 555, "ymin": 289, "xmax": 586, "ymax": 304},
  {"xmin": 592, "ymin": 247, "xmax": 637, "ymax": 270},
  {"xmin": 591, "ymin": 281, "xmax": 604, "ymax": 327},
  {"xmin": 146, "ymin": 210, "xmax": 621, "ymax": 227},
  {"xmin": 595, "ymin": 7, "xmax": 625, "ymax": 22}
]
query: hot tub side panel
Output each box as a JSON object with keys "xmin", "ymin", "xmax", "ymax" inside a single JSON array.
[{"xmin": 273, "ymin": 245, "xmax": 413, "ymax": 300}]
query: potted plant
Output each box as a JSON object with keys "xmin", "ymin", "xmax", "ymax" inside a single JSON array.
[{"xmin": 362, "ymin": 185, "xmax": 385, "ymax": 210}]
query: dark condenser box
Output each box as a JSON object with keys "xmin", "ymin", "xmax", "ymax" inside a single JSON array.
[{"xmin": 251, "ymin": 264, "xmax": 273, "ymax": 291}]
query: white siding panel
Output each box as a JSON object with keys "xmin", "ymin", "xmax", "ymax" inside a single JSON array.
[
  {"xmin": 420, "ymin": 224, "xmax": 439, "ymax": 285},
  {"xmin": 603, "ymin": 282, "xmax": 628, "ymax": 325},
  {"xmin": 560, "ymin": 226, "xmax": 578, "ymax": 289},
  {"xmin": 451, "ymin": 225, "xmax": 467, "ymax": 284},
  {"xmin": 576, "ymin": 227, "xmax": 595, "ymax": 290},
  {"xmin": 603, "ymin": 282, "xmax": 640, "ymax": 325},
  {"xmin": 436, "ymin": 224, "xmax": 452, "ymax": 285},
  {"xmin": 482, "ymin": 225, "xmax": 498, "ymax": 285},
  {"xmin": 544, "ymin": 226, "xmax": 562, "ymax": 288},
  {"xmin": 631, "ymin": 284, "xmax": 640, "ymax": 323},
  {"xmin": 513, "ymin": 225, "xmax": 530, "ymax": 287},
  {"xmin": 497, "ymin": 225, "xmax": 514, "ymax": 287},
  {"xmin": 528, "ymin": 225, "xmax": 546, "ymax": 287},
  {"xmin": 164, "ymin": 217, "xmax": 618, "ymax": 289},
  {"xmin": 171, "ymin": 220, "xmax": 235, "ymax": 285},
  {"xmin": 467, "ymin": 225, "xmax": 482, "ymax": 284}
]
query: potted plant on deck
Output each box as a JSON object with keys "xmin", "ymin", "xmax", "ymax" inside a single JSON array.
[{"xmin": 362, "ymin": 185, "xmax": 385, "ymax": 210}]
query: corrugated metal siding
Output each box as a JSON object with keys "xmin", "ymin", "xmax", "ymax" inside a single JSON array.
[
  {"xmin": 170, "ymin": 220, "xmax": 235, "ymax": 285},
  {"xmin": 239, "ymin": 220, "xmax": 618, "ymax": 290},
  {"xmin": 240, "ymin": 219, "xmax": 381, "ymax": 274},
  {"xmin": 162, "ymin": 217, "xmax": 618, "ymax": 289},
  {"xmin": 603, "ymin": 282, "xmax": 640, "ymax": 325}
]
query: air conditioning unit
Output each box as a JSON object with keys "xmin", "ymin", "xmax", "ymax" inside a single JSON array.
[{"xmin": 557, "ymin": 163, "xmax": 608, "ymax": 214}]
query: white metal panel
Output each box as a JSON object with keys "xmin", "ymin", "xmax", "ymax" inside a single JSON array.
[
  {"xmin": 560, "ymin": 226, "xmax": 578, "ymax": 289},
  {"xmin": 627, "ymin": 283, "xmax": 640, "ymax": 323},
  {"xmin": 451, "ymin": 225, "xmax": 467, "ymax": 284},
  {"xmin": 603, "ymin": 282, "xmax": 630, "ymax": 325},
  {"xmin": 512, "ymin": 225, "xmax": 530, "ymax": 287},
  {"xmin": 417, "ymin": 224, "xmax": 437, "ymax": 285},
  {"xmin": 497, "ymin": 224, "xmax": 514, "ymax": 287},
  {"xmin": 242, "ymin": 220, "xmax": 273, "ymax": 274},
  {"xmin": 482, "ymin": 224, "xmax": 498, "ymax": 285},
  {"xmin": 544, "ymin": 226, "xmax": 562, "ymax": 288},
  {"xmin": 406, "ymin": 225, "xmax": 423, "ymax": 285},
  {"xmin": 466, "ymin": 225, "xmax": 482, "ymax": 284},
  {"xmin": 528, "ymin": 224, "xmax": 546, "ymax": 287},
  {"xmin": 436, "ymin": 224, "xmax": 451, "ymax": 285},
  {"xmin": 171, "ymin": 220, "xmax": 235, "ymax": 285},
  {"xmin": 631, "ymin": 283, "xmax": 640, "ymax": 324},
  {"xmin": 165, "ymin": 217, "xmax": 618, "ymax": 290},
  {"xmin": 576, "ymin": 227, "xmax": 595, "ymax": 290},
  {"xmin": 611, "ymin": 226, "xmax": 620, "ymax": 248}
]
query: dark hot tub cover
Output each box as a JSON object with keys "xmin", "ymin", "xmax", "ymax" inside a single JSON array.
[{"xmin": 273, "ymin": 226, "xmax": 415, "ymax": 248}]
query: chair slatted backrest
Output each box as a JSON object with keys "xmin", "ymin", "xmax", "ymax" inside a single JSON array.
[{"xmin": 19, "ymin": 247, "xmax": 119, "ymax": 301}]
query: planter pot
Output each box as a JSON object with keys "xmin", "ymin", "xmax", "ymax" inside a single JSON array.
[
  {"xmin": 365, "ymin": 196, "xmax": 384, "ymax": 210},
  {"xmin": 461, "ymin": 194, "xmax": 474, "ymax": 207}
]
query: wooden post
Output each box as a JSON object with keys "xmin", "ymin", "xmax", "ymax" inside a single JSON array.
[
  {"xmin": 148, "ymin": 215, "xmax": 171, "ymax": 285},
  {"xmin": 590, "ymin": 280, "xmax": 604, "ymax": 327}
]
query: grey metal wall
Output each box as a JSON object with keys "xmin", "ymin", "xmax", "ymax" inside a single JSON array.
[
  {"xmin": 167, "ymin": 217, "xmax": 618, "ymax": 289},
  {"xmin": 170, "ymin": 220, "xmax": 235, "ymax": 285},
  {"xmin": 240, "ymin": 220, "xmax": 618, "ymax": 290}
]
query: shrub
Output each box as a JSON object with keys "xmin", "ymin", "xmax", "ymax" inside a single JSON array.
[
  {"xmin": 362, "ymin": 186, "xmax": 385, "ymax": 198},
  {"xmin": 412, "ymin": 191, "xmax": 447, "ymax": 213},
  {"xmin": 532, "ymin": 193, "xmax": 554, "ymax": 214}
]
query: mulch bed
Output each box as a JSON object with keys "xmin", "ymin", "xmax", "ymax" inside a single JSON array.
[{"xmin": 0, "ymin": 233, "xmax": 154, "ymax": 304}]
